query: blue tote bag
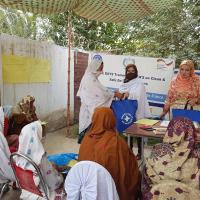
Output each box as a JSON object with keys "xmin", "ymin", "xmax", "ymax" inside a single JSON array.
[
  {"xmin": 111, "ymin": 99, "xmax": 138, "ymax": 133},
  {"xmin": 172, "ymin": 102, "xmax": 200, "ymax": 122}
]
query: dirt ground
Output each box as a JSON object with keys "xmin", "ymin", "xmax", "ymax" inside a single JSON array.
[{"xmin": 44, "ymin": 127, "xmax": 80, "ymax": 155}]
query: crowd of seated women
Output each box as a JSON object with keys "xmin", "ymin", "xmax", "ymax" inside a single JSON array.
[{"xmin": 0, "ymin": 58, "xmax": 200, "ymax": 200}]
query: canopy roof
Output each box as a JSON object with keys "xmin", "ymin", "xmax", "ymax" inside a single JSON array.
[{"xmin": 0, "ymin": 0, "xmax": 174, "ymax": 23}]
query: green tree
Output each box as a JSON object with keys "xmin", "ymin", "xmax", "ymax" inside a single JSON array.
[
  {"xmin": 0, "ymin": 8, "xmax": 38, "ymax": 39},
  {"xmin": 0, "ymin": 8, "xmax": 53, "ymax": 41},
  {"xmin": 45, "ymin": 1, "xmax": 199, "ymax": 67},
  {"xmin": 46, "ymin": 12, "xmax": 126, "ymax": 51},
  {"xmin": 0, "ymin": 1, "xmax": 199, "ymax": 67},
  {"xmin": 127, "ymin": 0, "xmax": 200, "ymax": 67}
]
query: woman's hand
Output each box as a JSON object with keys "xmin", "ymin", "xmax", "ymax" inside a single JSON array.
[
  {"xmin": 114, "ymin": 91, "xmax": 124, "ymax": 99},
  {"xmin": 159, "ymin": 111, "xmax": 166, "ymax": 119},
  {"xmin": 188, "ymin": 98, "xmax": 199, "ymax": 106},
  {"xmin": 123, "ymin": 92, "xmax": 129, "ymax": 99}
]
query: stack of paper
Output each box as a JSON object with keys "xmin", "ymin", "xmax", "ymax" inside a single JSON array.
[
  {"xmin": 160, "ymin": 120, "xmax": 170, "ymax": 127},
  {"xmin": 135, "ymin": 118, "xmax": 159, "ymax": 126},
  {"xmin": 153, "ymin": 127, "xmax": 167, "ymax": 135}
]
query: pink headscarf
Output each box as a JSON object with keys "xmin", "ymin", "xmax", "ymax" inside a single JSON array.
[
  {"xmin": 163, "ymin": 60, "xmax": 200, "ymax": 113},
  {"xmin": 174, "ymin": 60, "xmax": 196, "ymax": 92}
]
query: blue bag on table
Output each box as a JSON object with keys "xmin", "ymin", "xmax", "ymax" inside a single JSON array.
[
  {"xmin": 172, "ymin": 101, "xmax": 200, "ymax": 122},
  {"xmin": 111, "ymin": 99, "xmax": 138, "ymax": 133}
]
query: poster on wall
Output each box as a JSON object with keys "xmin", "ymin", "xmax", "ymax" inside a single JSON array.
[
  {"xmin": 2, "ymin": 55, "xmax": 51, "ymax": 83},
  {"xmin": 91, "ymin": 53, "xmax": 175, "ymax": 116}
]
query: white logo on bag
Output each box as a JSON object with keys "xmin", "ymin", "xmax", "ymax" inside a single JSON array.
[{"xmin": 121, "ymin": 113, "xmax": 133, "ymax": 124}]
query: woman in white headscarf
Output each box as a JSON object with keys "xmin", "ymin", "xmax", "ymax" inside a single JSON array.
[
  {"xmin": 77, "ymin": 54, "xmax": 123, "ymax": 143},
  {"xmin": 16, "ymin": 121, "xmax": 64, "ymax": 200},
  {"xmin": 0, "ymin": 131, "xmax": 15, "ymax": 184},
  {"xmin": 119, "ymin": 64, "xmax": 151, "ymax": 159},
  {"xmin": 65, "ymin": 161, "xmax": 119, "ymax": 200}
]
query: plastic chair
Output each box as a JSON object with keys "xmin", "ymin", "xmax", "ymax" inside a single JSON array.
[
  {"xmin": 0, "ymin": 181, "xmax": 10, "ymax": 199},
  {"xmin": 10, "ymin": 152, "xmax": 50, "ymax": 200}
]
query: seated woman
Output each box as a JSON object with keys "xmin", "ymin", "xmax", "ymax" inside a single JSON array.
[
  {"xmin": 16, "ymin": 121, "xmax": 64, "ymax": 200},
  {"xmin": 78, "ymin": 107, "xmax": 141, "ymax": 200},
  {"xmin": 143, "ymin": 117, "xmax": 200, "ymax": 200},
  {"xmin": 8, "ymin": 95, "xmax": 38, "ymax": 136},
  {"xmin": 0, "ymin": 95, "xmax": 38, "ymax": 152},
  {"xmin": 65, "ymin": 161, "xmax": 119, "ymax": 200}
]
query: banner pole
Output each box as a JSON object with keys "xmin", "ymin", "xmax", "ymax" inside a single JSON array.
[{"xmin": 66, "ymin": 11, "xmax": 72, "ymax": 136}]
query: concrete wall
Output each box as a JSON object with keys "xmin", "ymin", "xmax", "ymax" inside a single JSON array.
[
  {"xmin": 74, "ymin": 51, "xmax": 89, "ymax": 122},
  {"xmin": 0, "ymin": 34, "xmax": 74, "ymax": 118}
]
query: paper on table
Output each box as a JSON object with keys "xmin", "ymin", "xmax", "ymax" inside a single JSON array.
[
  {"xmin": 135, "ymin": 118, "xmax": 159, "ymax": 126},
  {"xmin": 153, "ymin": 127, "xmax": 167, "ymax": 131},
  {"xmin": 153, "ymin": 128, "xmax": 167, "ymax": 135},
  {"xmin": 160, "ymin": 120, "xmax": 170, "ymax": 127}
]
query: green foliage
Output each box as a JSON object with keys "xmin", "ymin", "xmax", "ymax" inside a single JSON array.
[
  {"xmin": 0, "ymin": 8, "xmax": 37, "ymax": 39},
  {"xmin": 128, "ymin": 0, "xmax": 200, "ymax": 67},
  {"xmin": 46, "ymin": 12, "xmax": 127, "ymax": 51},
  {"xmin": 0, "ymin": 1, "xmax": 199, "ymax": 67},
  {"xmin": 45, "ymin": 1, "xmax": 199, "ymax": 67}
]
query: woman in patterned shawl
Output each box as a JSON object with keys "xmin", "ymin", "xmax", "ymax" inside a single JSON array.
[
  {"xmin": 0, "ymin": 95, "xmax": 38, "ymax": 151},
  {"xmin": 143, "ymin": 117, "xmax": 200, "ymax": 200},
  {"xmin": 160, "ymin": 60, "xmax": 200, "ymax": 118},
  {"xmin": 8, "ymin": 95, "xmax": 38, "ymax": 136}
]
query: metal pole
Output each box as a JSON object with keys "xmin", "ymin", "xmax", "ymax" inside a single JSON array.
[{"xmin": 66, "ymin": 11, "xmax": 72, "ymax": 136}]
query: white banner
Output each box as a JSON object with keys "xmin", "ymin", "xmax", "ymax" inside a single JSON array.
[{"xmin": 91, "ymin": 54, "xmax": 175, "ymax": 116}]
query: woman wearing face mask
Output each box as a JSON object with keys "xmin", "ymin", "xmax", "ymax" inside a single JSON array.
[
  {"xmin": 77, "ymin": 55, "xmax": 123, "ymax": 144},
  {"xmin": 160, "ymin": 59, "xmax": 200, "ymax": 118},
  {"xmin": 119, "ymin": 64, "xmax": 151, "ymax": 159}
]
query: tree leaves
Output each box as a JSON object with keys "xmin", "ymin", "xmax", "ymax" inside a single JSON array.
[{"xmin": 0, "ymin": 2, "xmax": 199, "ymax": 67}]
